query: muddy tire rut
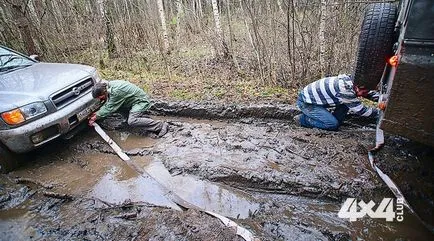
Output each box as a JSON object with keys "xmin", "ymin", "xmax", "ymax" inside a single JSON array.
[{"xmin": 1, "ymin": 102, "xmax": 433, "ymax": 240}]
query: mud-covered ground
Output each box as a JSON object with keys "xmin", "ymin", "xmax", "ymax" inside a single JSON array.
[{"xmin": 1, "ymin": 102, "xmax": 433, "ymax": 241}]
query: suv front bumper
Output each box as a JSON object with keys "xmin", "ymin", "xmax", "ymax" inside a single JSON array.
[{"xmin": 0, "ymin": 93, "xmax": 101, "ymax": 153}]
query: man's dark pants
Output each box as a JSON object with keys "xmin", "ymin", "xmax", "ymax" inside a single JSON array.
[
  {"xmin": 127, "ymin": 111, "xmax": 164, "ymax": 133},
  {"xmin": 296, "ymin": 94, "xmax": 348, "ymax": 131}
]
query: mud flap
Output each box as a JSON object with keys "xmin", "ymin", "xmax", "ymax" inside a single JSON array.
[{"xmin": 92, "ymin": 123, "xmax": 257, "ymax": 241}]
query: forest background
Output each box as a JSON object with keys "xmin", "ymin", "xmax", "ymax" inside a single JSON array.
[{"xmin": 0, "ymin": 0, "xmax": 392, "ymax": 103}]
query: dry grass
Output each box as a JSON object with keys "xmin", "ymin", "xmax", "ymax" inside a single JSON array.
[{"xmin": 93, "ymin": 49, "xmax": 299, "ymax": 104}]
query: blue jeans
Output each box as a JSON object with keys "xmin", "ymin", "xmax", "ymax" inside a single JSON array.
[{"xmin": 296, "ymin": 94, "xmax": 348, "ymax": 131}]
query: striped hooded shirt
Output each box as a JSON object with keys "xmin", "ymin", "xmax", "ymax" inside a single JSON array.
[{"xmin": 300, "ymin": 74, "xmax": 378, "ymax": 118}]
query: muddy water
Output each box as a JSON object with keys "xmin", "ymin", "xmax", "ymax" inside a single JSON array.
[
  {"xmin": 1, "ymin": 117, "xmax": 433, "ymax": 240},
  {"xmin": 90, "ymin": 166, "xmax": 181, "ymax": 210},
  {"xmin": 144, "ymin": 159, "xmax": 259, "ymax": 218}
]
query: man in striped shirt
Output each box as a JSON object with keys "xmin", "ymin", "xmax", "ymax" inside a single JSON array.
[{"xmin": 294, "ymin": 74, "xmax": 379, "ymax": 130}]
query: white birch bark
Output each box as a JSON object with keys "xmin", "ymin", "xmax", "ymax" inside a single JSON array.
[
  {"xmin": 97, "ymin": 0, "xmax": 106, "ymax": 43},
  {"xmin": 319, "ymin": 0, "xmax": 327, "ymax": 77},
  {"xmin": 175, "ymin": 0, "xmax": 183, "ymax": 46},
  {"xmin": 124, "ymin": 0, "xmax": 131, "ymax": 23},
  {"xmin": 211, "ymin": 0, "xmax": 224, "ymax": 55},
  {"xmin": 276, "ymin": 0, "xmax": 284, "ymax": 15},
  {"xmin": 157, "ymin": 0, "xmax": 169, "ymax": 52},
  {"xmin": 97, "ymin": 0, "xmax": 105, "ymax": 20},
  {"xmin": 196, "ymin": 0, "xmax": 202, "ymax": 17}
]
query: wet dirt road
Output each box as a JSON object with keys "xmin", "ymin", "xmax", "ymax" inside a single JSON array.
[{"xmin": 1, "ymin": 115, "xmax": 433, "ymax": 240}]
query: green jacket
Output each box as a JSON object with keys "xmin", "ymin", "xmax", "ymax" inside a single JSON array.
[{"xmin": 95, "ymin": 80, "xmax": 151, "ymax": 119}]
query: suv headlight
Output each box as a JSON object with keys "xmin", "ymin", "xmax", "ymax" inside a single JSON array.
[{"xmin": 1, "ymin": 102, "xmax": 47, "ymax": 125}]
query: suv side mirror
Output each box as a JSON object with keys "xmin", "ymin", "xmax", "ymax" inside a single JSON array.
[{"xmin": 29, "ymin": 55, "xmax": 40, "ymax": 61}]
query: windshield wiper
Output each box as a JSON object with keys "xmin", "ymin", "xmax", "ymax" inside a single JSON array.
[{"xmin": 1, "ymin": 55, "xmax": 27, "ymax": 66}]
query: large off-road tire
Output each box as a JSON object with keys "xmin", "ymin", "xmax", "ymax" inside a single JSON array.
[
  {"xmin": 353, "ymin": 3, "xmax": 398, "ymax": 90},
  {"xmin": 0, "ymin": 143, "xmax": 20, "ymax": 173}
]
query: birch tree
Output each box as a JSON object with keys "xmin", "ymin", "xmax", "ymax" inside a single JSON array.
[
  {"xmin": 97, "ymin": 0, "xmax": 116, "ymax": 58},
  {"xmin": 175, "ymin": 0, "xmax": 184, "ymax": 47},
  {"xmin": 157, "ymin": 0, "xmax": 170, "ymax": 53},
  {"xmin": 319, "ymin": 0, "xmax": 327, "ymax": 77},
  {"xmin": 211, "ymin": 0, "xmax": 227, "ymax": 57}
]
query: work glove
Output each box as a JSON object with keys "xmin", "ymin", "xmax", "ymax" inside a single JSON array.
[{"xmin": 88, "ymin": 113, "xmax": 97, "ymax": 126}]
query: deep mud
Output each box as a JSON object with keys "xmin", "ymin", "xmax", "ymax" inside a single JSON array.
[{"xmin": 1, "ymin": 102, "xmax": 433, "ymax": 241}]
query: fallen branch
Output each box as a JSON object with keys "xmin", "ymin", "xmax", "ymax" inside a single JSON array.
[
  {"xmin": 41, "ymin": 191, "xmax": 73, "ymax": 200},
  {"xmin": 15, "ymin": 177, "xmax": 53, "ymax": 189},
  {"xmin": 285, "ymin": 146, "xmax": 310, "ymax": 159}
]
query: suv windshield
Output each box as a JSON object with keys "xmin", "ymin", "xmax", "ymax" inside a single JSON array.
[{"xmin": 0, "ymin": 47, "xmax": 35, "ymax": 73}]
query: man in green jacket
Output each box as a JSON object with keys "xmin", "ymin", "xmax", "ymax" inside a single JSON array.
[{"xmin": 88, "ymin": 80, "xmax": 168, "ymax": 137}]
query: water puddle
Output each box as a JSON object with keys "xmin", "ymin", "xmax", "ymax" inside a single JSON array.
[
  {"xmin": 90, "ymin": 166, "xmax": 181, "ymax": 210},
  {"xmin": 89, "ymin": 155, "xmax": 259, "ymax": 219},
  {"xmin": 144, "ymin": 159, "xmax": 259, "ymax": 219},
  {"xmin": 89, "ymin": 129, "xmax": 260, "ymax": 219}
]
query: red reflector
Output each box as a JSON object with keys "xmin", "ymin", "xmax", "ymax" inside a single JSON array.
[{"xmin": 388, "ymin": 55, "xmax": 399, "ymax": 66}]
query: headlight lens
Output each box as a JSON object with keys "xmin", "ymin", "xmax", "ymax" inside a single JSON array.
[
  {"xmin": 1, "ymin": 109, "xmax": 24, "ymax": 125},
  {"xmin": 1, "ymin": 102, "xmax": 47, "ymax": 125}
]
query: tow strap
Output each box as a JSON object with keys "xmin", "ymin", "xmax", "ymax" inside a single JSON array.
[
  {"xmin": 93, "ymin": 123, "xmax": 257, "ymax": 241},
  {"xmin": 368, "ymin": 125, "xmax": 433, "ymax": 232},
  {"xmin": 368, "ymin": 127, "xmax": 415, "ymax": 213}
]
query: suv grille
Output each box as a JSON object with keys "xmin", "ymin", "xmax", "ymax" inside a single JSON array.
[{"xmin": 51, "ymin": 78, "xmax": 93, "ymax": 109}]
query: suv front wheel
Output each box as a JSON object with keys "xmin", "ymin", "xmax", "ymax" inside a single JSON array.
[{"xmin": 0, "ymin": 143, "xmax": 20, "ymax": 173}]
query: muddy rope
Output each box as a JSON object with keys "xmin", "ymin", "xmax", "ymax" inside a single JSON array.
[{"xmin": 368, "ymin": 127, "xmax": 434, "ymax": 233}]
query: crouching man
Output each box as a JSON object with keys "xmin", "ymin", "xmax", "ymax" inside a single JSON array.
[
  {"xmin": 294, "ymin": 74, "xmax": 379, "ymax": 131},
  {"xmin": 89, "ymin": 80, "xmax": 168, "ymax": 137}
]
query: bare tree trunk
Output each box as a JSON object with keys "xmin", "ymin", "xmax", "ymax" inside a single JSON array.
[
  {"xmin": 10, "ymin": 0, "xmax": 37, "ymax": 54},
  {"xmin": 124, "ymin": 0, "xmax": 131, "ymax": 23},
  {"xmin": 319, "ymin": 0, "xmax": 327, "ymax": 77},
  {"xmin": 27, "ymin": 0, "xmax": 40, "ymax": 28},
  {"xmin": 0, "ymin": 3, "xmax": 8, "ymax": 43},
  {"xmin": 157, "ymin": 0, "xmax": 170, "ymax": 53},
  {"xmin": 105, "ymin": 1, "xmax": 117, "ymax": 58},
  {"xmin": 0, "ymin": 2, "xmax": 17, "ymax": 46},
  {"xmin": 226, "ymin": 0, "xmax": 239, "ymax": 71},
  {"xmin": 97, "ymin": 0, "xmax": 105, "ymax": 19},
  {"xmin": 243, "ymin": 0, "xmax": 265, "ymax": 83},
  {"xmin": 276, "ymin": 0, "xmax": 284, "ymax": 15},
  {"xmin": 97, "ymin": 0, "xmax": 116, "ymax": 58},
  {"xmin": 33, "ymin": 0, "xmax": 44, "ymax": 20},
  {"xmin": 211, "ymin": 0, "xmax": 227, "ymax": 57},
  {"xmin": 196, "ymin": 0, "xmax": 202, "ymax": 17},
  {"xmin": 175, "ymin": 0, "xmax": 183, "ymax": 47},
  {"xmin": 28, "ymin": 0, "xmax": 49, "ymax": 55}
]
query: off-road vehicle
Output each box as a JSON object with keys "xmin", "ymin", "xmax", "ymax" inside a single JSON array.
[
  {"xmin": 0, "ymin": 46, "xmax": 101, "ymax": 172},
  {"xmin": 354, "ymin": 0, "xmax": 434, "ymax": 146}
]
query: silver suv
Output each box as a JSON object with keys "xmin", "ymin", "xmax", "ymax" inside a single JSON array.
[{"xmin": 0, "ymin": 46, "xmax": 101, "ymax": 172}]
